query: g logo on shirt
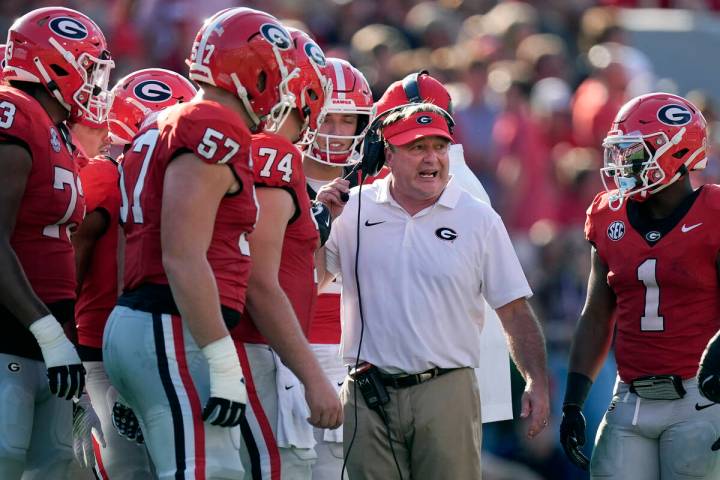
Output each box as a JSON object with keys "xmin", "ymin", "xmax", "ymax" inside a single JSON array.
[
  {"xmin": 435, "ymin": 227, "xmax": 458, "ymax": 241},
  {"xmin": 49, "ymin": 17, "xmax": 88, "ymax": 40},
  {"xmin": 7, "ymin": 362, "xmax": 20, "ymax": 373}
]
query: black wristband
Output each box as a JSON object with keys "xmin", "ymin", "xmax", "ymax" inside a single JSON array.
[
  {"xmin": 563, "ymin": 372, "xmax": 593, "ymax": 409},
  {"xmin": 311, "ymin": 201, "xmax": 332, "ymax": 247}
]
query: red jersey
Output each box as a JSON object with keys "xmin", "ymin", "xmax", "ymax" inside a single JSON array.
[
  {"xmin": 585, "ymin": 187, "xmax": 720, "ymax": 381},
  {"xmin": 307, "ymin": 166, "xmax": 389, "ymax": 344},
  {"xmin": 76, "ymin": 156, "xmax": 121, "ymax": 350},
  {"xmin": 234, "ymin": 133, "xmax": 319, "ymax": 344},
  {"xmin": 0, "ymin": 86, "xmax": 85, "ymax": 303},
  {"xmin": 121, "ymin": 101, "xmax": 256, "ymax": 312}
]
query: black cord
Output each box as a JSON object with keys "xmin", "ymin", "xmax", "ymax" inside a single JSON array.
[{"xmin": 339, "ymin": 175, "xmax": 404, "ymax": 480}]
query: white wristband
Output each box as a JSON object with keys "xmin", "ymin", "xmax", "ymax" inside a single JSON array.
[
  {"xmin": 201, "ymin": 336, "xmax": 247, "ymax": 404},
  {"xmin": 28, "ymin": 314, "xmax": 80, "ymax": 368}
]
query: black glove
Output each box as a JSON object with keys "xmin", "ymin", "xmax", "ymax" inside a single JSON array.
[
  {"xmin": 112, "ymin": 400, "xmax": 144, "ymax": 444},
  {"xmin": 560, "ymin": 404, "xmax": 590, "ymax": 470},
  {"xmin": 699, "ymin": 331, "xmax": 720, "ymax": 403},
  {"xmin": 202, "ymin": 397, "xmax": 246, "ymax": 427},
  {"xmin": 48, "ymin": 364, "xmax": 86, "ymax": 400}
]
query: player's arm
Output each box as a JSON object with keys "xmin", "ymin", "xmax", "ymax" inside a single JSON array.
[
  {"xmin": 696, "ymin": 252, "xmax": 720, "ymax": 404},
  {"xmin": 162, "ymin": 153, "xmax": 246, "ymax": 427},
  {"xmin": 496, "ymin": 298, "xmax": 549, "ymax": 439},
  {"xmin": 245, "ymin": 187, "xmax": 342, "ymax": 429},
  {"xmin": 560, "ymin": 246, "xmax": 616, "ymax": 470},
  {"xmin": 0, "ymin": 143, "xmax": 84, "ymax": 400},
  {"xmin": 0, "ymin": 144, "xmax": 51, "ymax": 324},
  {"xmin": 71, "ymin": 209, "xmax": 109, "ymax": 295}
]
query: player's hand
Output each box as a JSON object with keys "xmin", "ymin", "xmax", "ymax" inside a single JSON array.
[
  {"xmin": 316, "ymin": 178, "xmax": 350, "ymax": 219},
  {"xmin": 304, "ymin": 375, "xmax": 343, "ymax": 429},
  {"xmin": 560, "ymin": 405, "xmax": 590, "ymax": 470},
  {"xmin": 201, "ymin": 336, "xmax": 247, "ymax": 427},
  {"xmin": 73, "ymin": 394, "xmax": 106, "ymax": 468},
  {"xmin": 29, "ymin": 315, "xmax": 86, "ymax": 400},
  {"xmin": 699, "ymin": 368, "xmax": 720, "ymax": 403},
  {"xmin": 112, "ymin": 399, "xmax": 144, "ymax": 444}
]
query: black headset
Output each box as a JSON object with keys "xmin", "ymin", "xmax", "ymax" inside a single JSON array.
[{"xmin": 360, "ymin": 70, "xmax": 455, "ymax": 177}]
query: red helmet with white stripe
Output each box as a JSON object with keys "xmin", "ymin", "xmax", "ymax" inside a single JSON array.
[
  {"xmin": 187, "ymin": 7, "xmax": 298, "ymax": 132},
  {"xmin": 306, "ymin": 58, "xmax": 373, "ymax": 166},
  {"xmin": 3, "ymin": 7, "xmax": 114, "ymax": 123},
  {"xmin": 601, "ymin": 92, "xmax": 708, "ymax": 210},
  {"xmin": 0, "ymin": 44, "xmax": 6, "ymax": 81},
  {"xmin": 109, "ymin": 68, "xmax": 197, "ymax": 145},
  {"xmin": 287, "ymin": 28, "xmax": 332, "ymax": 146}
]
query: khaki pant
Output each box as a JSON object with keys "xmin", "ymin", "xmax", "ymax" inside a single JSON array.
[{"xmin": 341, "ymin": 367, "xmax": 482, "ymax": 480}]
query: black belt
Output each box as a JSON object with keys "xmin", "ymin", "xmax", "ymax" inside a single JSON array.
[{"xmin": 378, "ymin": 367, "xmax": 461, "ymax": 389}]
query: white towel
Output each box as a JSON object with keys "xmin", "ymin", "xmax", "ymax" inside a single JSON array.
[
  {"xmin": 272, "ymin": 351, "xmax": 316, "ymax": 449},
  {"xmin": 311, "ymin": 344, "xmax": 346, "ymax": 443}
]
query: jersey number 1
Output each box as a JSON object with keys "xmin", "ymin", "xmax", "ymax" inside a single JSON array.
[{"xmin": 637, "ymin": 258, "xmax": 664, "ymax": 331}]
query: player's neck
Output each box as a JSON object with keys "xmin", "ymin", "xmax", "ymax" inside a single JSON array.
[
  {"xmin": 197, "ymin": 86, "xmax": 254, "ymax": 131},
  {"xmin": 30, "ymin": 86, "xmax": 68, "ymax": 124},
  {"xmin": 302, "ymin": 157, "xmax": 343, "ymax": 181},
  {"xmin": 644, "ymin": 176, "xmax": 695, "ymax": 219}
]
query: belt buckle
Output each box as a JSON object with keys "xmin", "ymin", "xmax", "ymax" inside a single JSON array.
[{"xmin": 418, "ymin": 372, "xmax": 433, "ymax": 383}]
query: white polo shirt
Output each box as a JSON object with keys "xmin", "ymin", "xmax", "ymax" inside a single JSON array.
[{"xmin": 325, "ymin": 175, "xmax": 532, "ymax": 374}]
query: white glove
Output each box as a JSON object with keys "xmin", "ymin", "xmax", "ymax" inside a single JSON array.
[
  {"xmin": 29, "ymin": 314, "xmax": 85, "ymax": 399},
  {"xmin": 72, "ymin": 394, "xmax": 106, "ymax": 469},
  {"xmin": 201, "ymin": 336, "xmax": 247, "ymax": 427}
]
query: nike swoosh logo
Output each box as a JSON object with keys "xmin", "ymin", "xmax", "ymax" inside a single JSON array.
[
  {"xmin": 337, "ymin": 381, "xmax": 345, "ymax": 387},
  {"xmin": 284, "ymin": 385, "xmax": 294, "ymax": 390},
  {"xmin": 695, "ymin": 402, "xmax": 717, "ymax": 411},
  {"xmin": 364, "ymin": 220, "xmax": 386, "ymax": 227},
  {"xmin": 681, "ymin": 223, "xmax": 702, "ymax": 233}
]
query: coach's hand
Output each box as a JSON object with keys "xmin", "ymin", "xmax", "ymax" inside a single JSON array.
[
  {"xmin": 201, "ymin": 336, "xmax": 247, "ymax": 427},
  {"xmin": 560, "ymin": 405, "xmax": 590, "ymax": 470},
  {"xmin": 29, "ymin": 314, "xmax": 86, "ymax": 400},
  {"xmin": 112, "ymin": 399, "xmax": 144, "ymax": 444}
]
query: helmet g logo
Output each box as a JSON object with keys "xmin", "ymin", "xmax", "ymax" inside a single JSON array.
[
  {"xmin": 49, "ymin": 17, "xmax": 88, "ymax": 40},
  {"xmin": 417, "ymin": 115, "xmax": 433, "ymax": 125},
  {"xmin": 134, "ymin": 80, "xmax": 173, "ymax": 102},
  {"xmin": 304, "ymin": 42, "xmax": 326, "ymax": 67},
  {"xmin": 657, "ymin": 104, "xmax": 692, "ymax": 126},
  {"xmin": 260, "ymin": 24, "xmax": 292, "ymax": 50}
]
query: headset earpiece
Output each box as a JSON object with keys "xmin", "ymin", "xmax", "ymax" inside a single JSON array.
[{"xmin": 360, "ymin": 123, "xmax": 386, "ymax": 177}]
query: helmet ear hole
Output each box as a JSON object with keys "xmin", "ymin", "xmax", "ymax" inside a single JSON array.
[
  {"xmin": 307, "ymin": 89, "xmax": 318, "ymax": 101},
  {"xmin": 50, "ymin": 64, "xmax": 69, "ymax": 76},
  {"xmin": 256, "ymin": 71, "xmax": 266, "ymax": 93},
  {"xmin": 673, "ymin": 148, "xmax": 689, "ymax": 159}
]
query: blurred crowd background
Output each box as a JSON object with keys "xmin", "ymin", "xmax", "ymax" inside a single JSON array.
[{"xmin": 3, "ymin": 1, "xmax": 720, "ymax": 478}]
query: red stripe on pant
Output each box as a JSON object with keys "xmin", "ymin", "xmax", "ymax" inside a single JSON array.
[
  {"xmin": 92, "ymin": 434, "xmax": 108, "ymax": 480},
  {"xmin": 236, "ymin": 342, "xmax": 281, "ymax": 480},
  {"xmin": 171, "ymin": 315, "xmax": 207, "ymax": 480}
]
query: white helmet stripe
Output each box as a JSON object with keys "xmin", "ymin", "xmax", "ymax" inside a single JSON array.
[
  {"xmin": 196, "ymin": 9, "xmax": 238, "ymax": 71},
  {"xmin": 332, "ymin": 60, "xmax": 346, "ymax": 99}
]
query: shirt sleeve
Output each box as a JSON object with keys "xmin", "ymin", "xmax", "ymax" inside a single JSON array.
[{"xmin": 480, "ymin": 213, "xmax": 532, "ymax": 309}]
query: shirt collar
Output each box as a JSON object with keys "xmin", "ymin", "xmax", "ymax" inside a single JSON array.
[{"xmin": 373, "ymin": 174, "xmax": 462, "ymax": 209}]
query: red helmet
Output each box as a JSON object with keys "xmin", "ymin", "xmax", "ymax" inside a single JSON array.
[
  {"xmin": 601, "ymin": 92, "xmax": 708, "ymax": 210},
  {"xmin": 375, "ymin": 70, "xmax": 453, "ymax": 118},
  {"xmin": 3, "ymin": 7, "xmax": 114, "ymax": 123},
  {"xmin": 306, "ymin": 58, "xmax": 374, "ymax": 166},
  {"xmin": 188, "ymin": 7, "xmax": 298, "ymax": 132},
  {"xmin": 286, "ymin": 28, "xmax": 332, "ymax": 145},
  {"xmin": 109, "ymin": 68, "xmax": 197, "ymax": 145}
]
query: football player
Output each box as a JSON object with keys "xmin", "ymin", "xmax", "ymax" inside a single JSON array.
[
  {"xmin": 302, "ymin": 57, "xmax": 375, "ymax": 480},
  {"xmin": 0, "ymin": 7, "xmax": 113, "ymax": 479},
  {"xmin": 101, "ymin": 8, "xmax": 300, "ymax": 479},
  {"xmin": 560, "ymin": 93, "xmax": 720, "ymax": 479},
  {"xmin": 234, "ymin": 28, "xmax": 342, "ymax": 480},
  {"xmin": 71, "ymin": 68, "xmax": 196, "ymax": 478}
]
